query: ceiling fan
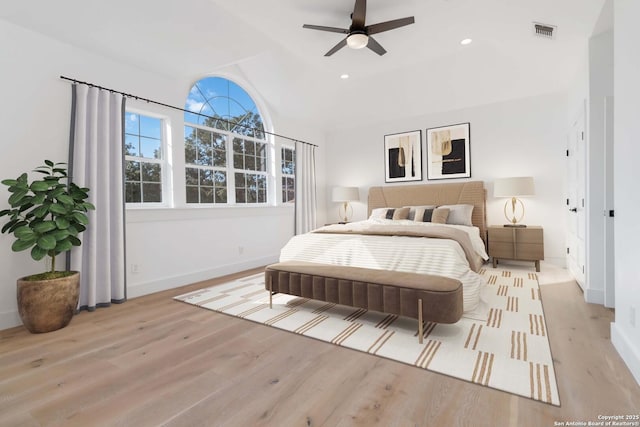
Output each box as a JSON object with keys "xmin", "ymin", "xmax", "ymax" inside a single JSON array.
[{"xmin": 303, "ymin": 0, "xmax": 415, "ymax": 57}]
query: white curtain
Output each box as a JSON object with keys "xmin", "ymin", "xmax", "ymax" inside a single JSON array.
[
  {"xmin": 68, "ymin": 84, "xmax": 126, "ymax": 310},
  {"xmin": 294, "ymin": 142, "xmax": 317, "ymax": 234}
]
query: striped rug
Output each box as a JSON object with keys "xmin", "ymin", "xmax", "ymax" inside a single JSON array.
[{"xmin": 174, "ymin": 268, "xmax": 560, "ymax": 406}]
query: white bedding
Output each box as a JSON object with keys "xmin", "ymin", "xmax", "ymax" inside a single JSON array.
[{"xmin": 279, "ymin": 219, "xmax": 488, "ymax": 312}]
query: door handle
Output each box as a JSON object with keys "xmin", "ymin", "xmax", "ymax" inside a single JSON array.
[{"xmin": 569, "ymin": 208, "xmax": 577, "ymax": 212}]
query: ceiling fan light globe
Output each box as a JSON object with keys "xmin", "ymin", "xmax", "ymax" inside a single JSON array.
[{"xmin": 347, "ymin": 33, "xmax": 368, "ymax": 49}]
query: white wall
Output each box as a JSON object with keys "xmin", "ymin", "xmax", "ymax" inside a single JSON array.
[
  {"xmin": 324, "ymin": 92, "xmax": 568, "ymax": 266},
  {"xmin": 611, "ymin": 0, "xmax": 640, "ymax": 385},
  {"xmin": 0, "ymin": 19, "xmax": 325, "ymax": 330}
]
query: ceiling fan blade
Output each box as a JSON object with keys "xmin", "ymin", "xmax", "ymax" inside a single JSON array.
[
  {"xmin": 303, "ymin": 24, "xmax": 349, "ymax": 34},
  {"xmin": 352, "ymin": 0, "xmax": 367, "ymax": 28},
  {"xmin": 367, "ymin": 16, "xmax": 415, "ymax": 35},
  {"xmin": 366, "ymin": 36, "xmax": 387, "ymax": 56},
  {"xmin": 325, "ymin": 37, "xmax": 348, "ymax": 56}
]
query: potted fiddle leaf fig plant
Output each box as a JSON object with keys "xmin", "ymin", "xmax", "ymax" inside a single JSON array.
[{"xmin": 0, "ymin": 160, "xmax": 94, "ymax": 333}]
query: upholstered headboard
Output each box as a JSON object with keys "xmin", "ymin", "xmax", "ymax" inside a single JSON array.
[{"xmin": 368, "ymin": 181, "xmax": 487, "ymax": 245}]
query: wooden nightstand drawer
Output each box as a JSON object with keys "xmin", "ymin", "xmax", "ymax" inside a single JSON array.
[
  {"xmin": 488, "ymin": 225, "xmax": 544, "ymax": 272},
  {"xmin": 514, "ymin": 228, "xmax": 543, "ymax": 244},
  {"xmin": 515, "ymin": 243, "xmax": 544, "ymax": 260},
  {"xmin": 489, "ymin": 242, "xmax": 516, "ymax": 258},
  {"xmin": 487, "ymin": 227, "xmax": 515, "ymax": 242}
]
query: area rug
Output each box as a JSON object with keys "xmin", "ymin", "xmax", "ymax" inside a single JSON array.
[{"xmin": 174, "ymin": 268, "xmax": 560, "ymax": 405}]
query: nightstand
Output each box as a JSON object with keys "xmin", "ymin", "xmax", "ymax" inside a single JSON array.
[{"xmin": 487, "ymin": 225, "xmax": 544, "ymax": 272}]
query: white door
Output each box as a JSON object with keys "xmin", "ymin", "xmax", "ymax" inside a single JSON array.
[
  {"xmin": 604, "ymin": 96, "xmax": 615, "ymax": 307},
  {"xmin": 567, "ymin": 106, "xmax": 586, "ymax": 288}
]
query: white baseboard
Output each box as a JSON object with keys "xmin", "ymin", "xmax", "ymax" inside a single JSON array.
[
  {"xmin": 585, "ymin": 288, "xmax": 605, "ymax": 305},
  {"xmin": 544, "ymin": 256, "xmax": 567, "ymax": 268},
  {"xmin": 127, "ymin": 255, "xmax": 279, "ymax": 299},
  {"xmin": 0, "ymin": 309, "xmax": 23, "ymax": 332},
  {"xmin": 611, "ymin": 322, "xmax": 640, "ymax": 386},
  {"xmin": 0, "ymin": 256, "xmax": 279, "ymax": 332}
]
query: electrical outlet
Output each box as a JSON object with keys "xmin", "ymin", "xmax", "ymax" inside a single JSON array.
[
  {"xmin": 130, "ymin": 264, "xmax": 140, "ymax": 274},
  {"xmin": 238, "ymin": 246, "xmax": 244, "ymax": 255},
  {"xmin": 631, "ymin": 306, "xmax": 636, "ymax": 327}
]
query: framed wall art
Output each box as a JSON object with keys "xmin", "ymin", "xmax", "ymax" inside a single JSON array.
[
  {"xmin": 426, "ymin": 122, "xmax": 471, "ymax": 180},
  {"xmin": 384, "ymin": 130, "xmax": 422, "ymax": 183}
]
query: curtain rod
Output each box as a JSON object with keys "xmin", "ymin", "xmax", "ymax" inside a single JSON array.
[{"xmin": 59, "ymin": 75, "xmax": 318, "ymax": 148}]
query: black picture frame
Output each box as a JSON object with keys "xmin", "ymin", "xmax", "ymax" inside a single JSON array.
[
  {"xmin": 426, "ymin": 122, "xmax": 471, "ymax": 180},
  {"xmin": 384, "ymin": 130, "xmax": 422, "ymax": 183}
]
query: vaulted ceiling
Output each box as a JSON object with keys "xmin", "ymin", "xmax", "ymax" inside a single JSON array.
[{"xmin": 1, "ymin": 0, "xmax": 606, "ymax": 130}]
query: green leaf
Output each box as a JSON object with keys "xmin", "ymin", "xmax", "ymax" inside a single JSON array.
[
  {"xmin": 56, "ymin": 194, "xmax": 74, "ymax": 205},
  {"xmin": 12, "ymin": 238, "xmax": 36, "ymax": 252},
  {"xmin": 55, "ymin": 217, "xmax": 70, "ymax": 229},
  {"xmin": 51, "ymin": 187, "xmax": 66, "ymax": 197},
  {"xmin": 8, "ymin": 189, "xmax": 28, "ymax": 206},
  {"xmin": 31, "ymin": 193, "xmax": 46, "ymax": 205},
  {"xmin": 44, "ymin": 160, "xmax": 54, "ymax": 167},
  {"xmin": 8, "ymin": 220, "xmax": 27, "ymax": 234},
  {"xmin": 32, "ymin": 205, "xmax": 50, "ymax": 218},
  {"xmin": 52, "ymin": 168, "xmax": 68, "ymax": 176},
  {"xmin": 51, "ymin": 229, "xmax": 70, "ymax": 241},
  {"xmin": 18, "ymin": 202, "xmax": 34, "ymax": 213},
  {"xmin": 72, "ymin": 212, "xmax": 89, "ymax": 225},
  {"xmin": 30, "ymin": 245, "xmax": 48, "ymax": 261},
  {"xmin": 83, "ymin": 202, "xmax": 96, "ymax": 211},
  {"xmin": 55, "ymin": 239, "xmax": 73, "ymax": 253},
  {"xmin": 37, "ymin": 235, "xmax": 57, "ymax": 250},
  {"xmin": 49, "ymin": 203, "xmax": 67, "ymax": 215},
  {"xmin": 71, "ymin": 188, "xmax": 89, "ymax": 200},
  {"xmin": 16, "ymin": 196, "xmax": 33, "ymax": 207},
  {"xmin": 1, "ymin": 179, "xmax": 18, "ymax": 186},
  {"xmin": 68, "ymin": 235, "xmax": 82, "ymax": 246},
  {"xmin": 14, "ymin": 225, "xmax": 34, "ymax": 239},
  {"xmin": 1, "ymin": 219, "xmax": 18, "ymax": 234},
  {"xmin": 67, "ymin": 225, "xmax": 78, "ymax": 236},
  {"xmin": 30, "ymin": 181, "xmax": 51, "ymax": 192},
  {"xmin": 33, "ymin": 221, "xmax": 57, "ymax": 234}
]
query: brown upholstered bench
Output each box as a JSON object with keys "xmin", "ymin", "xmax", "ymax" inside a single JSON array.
[{"xmin": 264, "ymin": 261, "xmax": 463, "ymax": 343}]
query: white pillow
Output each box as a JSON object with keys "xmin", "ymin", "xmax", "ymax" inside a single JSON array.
[
  {"xmin": 369, "ymin": 208, "xmax": 389, "ymax": 219},
  {"xmin": 438, "ymin": 204, "xmax": 474, "ymax": 226}
]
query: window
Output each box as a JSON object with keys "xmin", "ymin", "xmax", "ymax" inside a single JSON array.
[
  {"xmin": 184, "ymin": 126, "xmax": 227, "ymax": 203},
  {"xmin": 233, "ymin": 137, "xmax": 267, "ymax": 203},
  {"xmin": 281, "ymin": 146, "xmax": 295, "ymax": 203},
  {"xmin": 184, "ymin": 77, "xmax": 269, "ymax": 205},
  {"xmin": 124, "ymin": 112, "xmax": 164, "ymax": 203}
]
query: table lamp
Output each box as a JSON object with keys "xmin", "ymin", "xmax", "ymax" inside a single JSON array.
[
  {"xmin": 494, "ymin": 177, "xmax": 535, "ymax": 227},
  {"xmin": 331, "ymin": 186, "xmax": 359, "ymax": 223}
]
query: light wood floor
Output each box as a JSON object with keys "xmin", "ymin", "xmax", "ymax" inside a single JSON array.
[{"xmin": 1, "ymin": 266, "xmax": 639, "ymax": 427}]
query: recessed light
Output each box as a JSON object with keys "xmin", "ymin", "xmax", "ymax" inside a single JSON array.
[
  {"xmin": 460, "ymin": 38, "xmax": 473, "ymax": 45},
  {"xmin": 340, "ymin": 74, "xmax": 350, "ymax": 79}
]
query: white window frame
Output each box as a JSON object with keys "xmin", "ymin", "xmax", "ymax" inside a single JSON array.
[
  {"xmin": 280, "ymin": 145, "xmax": 295, "ymax": 204},
  {"xmin": 184, "ymin": 123, "xmax": 229, "ymax": 204},
  {"xmin": 183, "ymin": 123, "xmax": 271, "ymax": 206},
  {"xmin": 124, "ymin": 109, "xmax": 171, "ymax": 208}
]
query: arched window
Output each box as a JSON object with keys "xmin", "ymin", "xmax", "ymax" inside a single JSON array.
[{"xmin": 183, "ymin": 77, "xmax": 269, "ymax": 204}]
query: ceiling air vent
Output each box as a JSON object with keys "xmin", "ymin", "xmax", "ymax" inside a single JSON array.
[{"xmin": 533, "ymin": 22, "xmax": 556, "ymax": 39}]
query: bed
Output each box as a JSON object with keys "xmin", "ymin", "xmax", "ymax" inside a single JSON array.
[{"xmin": 265, "ymin": 181, "xmax": 488, "ymax": 335}]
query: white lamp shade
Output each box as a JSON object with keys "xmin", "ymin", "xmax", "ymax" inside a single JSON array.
[
  {"xmin": 332, "ymin": 186, "xmax": 359, "ymax": 202},
  {"xmin": 494, "ymin": 177, "xmax": 535, "ymax": 198},
  {"xmin": 346, "ymin": 33, "xmax": 368, "ymax": 49}
]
